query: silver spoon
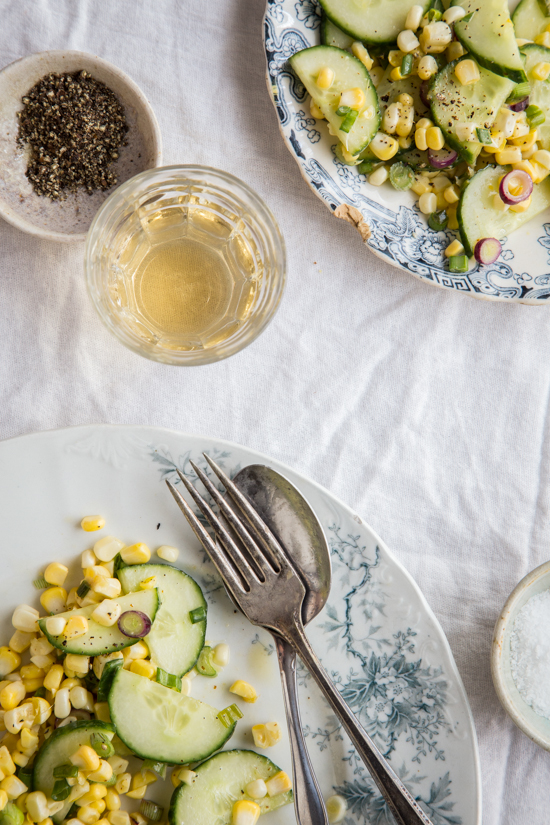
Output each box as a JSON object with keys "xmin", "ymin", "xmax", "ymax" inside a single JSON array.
[{"xmin": 233, "ymin": 464, "xmax": 331, "ymax": 825}]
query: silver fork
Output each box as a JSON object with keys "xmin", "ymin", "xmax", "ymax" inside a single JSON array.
[{"xmin": 167, "ymin": 455, "xmax": 434, "ymax": 825}]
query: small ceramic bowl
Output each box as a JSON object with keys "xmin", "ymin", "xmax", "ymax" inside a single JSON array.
[
  {"xmin": 0, "ymin": 50, "xmax": 162, "ymax": 242},
  {"xmin": 492, "ymin": 560, "xmax": 550, "ymax": 750}
]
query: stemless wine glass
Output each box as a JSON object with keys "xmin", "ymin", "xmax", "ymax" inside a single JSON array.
[{"xmin": 85, "ymin": 165, "xmax": 286, "ymax": 365}]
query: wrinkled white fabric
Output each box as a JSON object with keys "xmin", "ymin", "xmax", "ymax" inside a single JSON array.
[{"xmin": 0, "ymin": 1, "xmax": 549, "ymax": 821}]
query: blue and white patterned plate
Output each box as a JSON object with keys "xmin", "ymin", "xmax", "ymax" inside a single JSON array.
[
  {"xmin": 0, "ymin": 425, "xmax": 481, "ymax": 824},
  {"xmin": 263, "ymin": 0, "xmax": 550, "ymax": 303}
]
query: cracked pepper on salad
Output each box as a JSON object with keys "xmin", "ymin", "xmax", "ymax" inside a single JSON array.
[
  {"xmin": 289, "ymin": 0, "xmax": 550, "ymax": 272},
  {"xmin": 0, "ymin": 515, "xmax": 304, "ymax": 825}
]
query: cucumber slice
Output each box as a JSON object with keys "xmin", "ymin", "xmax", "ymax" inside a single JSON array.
[
  {"xmin": 108, "ymin": 669, "xmax": 235, "ymax": 763},
  {"xmin": 453, "ymin": 0, "xmax": 527, "ymax": 83},
  {"xmin": 38, "ymin": 589, "xmax": 159, "ymax": 655},
  {"xmin": 289, "ymin": 46, "xmax": 380, "ymax": 156},
  {"xmin": 457, "ymin": 164, "xmax": 550, "ymax": 256},
  {"xmin": 318, "ymin": 0, "xmax": 430, "ymax": 44},
  {"xmin": 429, "ymin": 59, "xmax": 516, "ymax": 164},
  {"xmin": 168, "ymin": 750, "xmax": 293, "ymax": 825},
  {"xmin": 376, "ymin": 66, "xmax": 429, "ymax": 119},
  {"xmin": 513, "ymin": 0, "xmax": 550, "ymax": 41},
  {"xmin": 33, "ymin": 721, "xmax": 115, "ymax": 823},
  {"xmin": 118, "ymin": 564, "xmax": 206, "ymax": 677},
  {"xmin": 321, "ymin": 15, "xmax": 354, "ymax": 50},
  {"xmin": 522, "ymin": 44, "xmax": 550, "ymax": 149}
]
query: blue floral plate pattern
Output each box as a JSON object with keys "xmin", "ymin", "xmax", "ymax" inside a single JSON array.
[
  {"xmin": 0, "ymin": 426, "xmax": 481, "ymax": 825},
  {"xmin": 263, "ymin": 0, "xmax": 550, "ymax": 303}
]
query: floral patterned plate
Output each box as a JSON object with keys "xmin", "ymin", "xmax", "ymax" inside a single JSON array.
[
  {"xmin": 0, "ymin": 425, "xmax": 480, "ymax": 824},
  {"xmin": 263, "ymin": 0, "xmax": 550, "ymax": 303}
]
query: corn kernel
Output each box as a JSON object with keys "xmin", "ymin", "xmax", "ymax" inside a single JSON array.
[
  {"xmin": 44, "ymin": 564, "xmax": 69, "ymax": 587},
  {"xmin": 121, "ymin": 641, "xmax": 148, "ymax": 663},
  {"xmin": 78, "ymin": 806, "xmax": 101, "ymax": 825},
  {"xmin": 63, "ymin": 616, "xmax": 89, "ymax": 642},
  {"xmin": 54, "ymin": 688, "xmax": 71, "ymax": 720},
  {"xmin": 1, "ymin": 775, "xmax": 28, "ymax": 799},
  {"xmin": 212, "ymin": 643, "xmax": 230, "ymax": 668},
  {"xmin": 90, "ymin": 600, "xmax": 121, "ymax": 629},
  {"xmin": 26, "ymin": 791, "xmax": 50, "ymax": 823},
  {"xmin": 531, "ymin": 160, "xmax": 550, "ymax": 182},
  {"xmin": 92, "ymin": 578, "xmax": 121, "ymax": 599},
  {"xmin": 339, "ymin": 88, "xmax": 366, "ymax": 110},
  {"xmin": 370, "ymin": 132, "xmax": 399, "ymax": 161},
  {"xmin": 8, "ymin": 632, "xmax": 34, "ymax": 655},
  {"xmin": 231, "ymin": 800, "xmax": 260, "ymax": 825},
  {"xmin": 12, "ymin": 607, "xmax": 39, "ymax": 634},
  {"xmin": 382, "ymin": 102, "xmax": 400, "ymax": 134},
  {"xmin": 510, "ymin": 194, "xmax": 533, "ymax": 212},
  {"xmin": 411, "ymin": 175, "xmax": 431, "ymax": 196},
  {"xmin": 137, "ymin": 576, "xmax": 157, "ymax": 592},
  {"xmin": 533, "ymin": 149, "xmax": 550, "ymax": 169},
  {"xmin": 129, "ymin": 660, "xmax": 156, "ymax": 680},
  {"xmin": 419, "ymin": 21, "xmax": 452, "ymax": 53},
  {"xmin": 114, "ymin": 774, "xmax": 130, "ymax": 795},
  {"xmin": 245, "ymin": 779, "xmax": 267, "ymax": 799},
  {"xmin": 125, "ymin": 787, "xmax": 146, "ymax": 801},
  {"xmin": 120, "ymin": 544, "xmax": 151, "ymax": 565},
  {"xmin": 20, "ymin": 729, "xmax": 38, "ymax": 752},
  {"xmin": 454, "ymin": 59, "xmax": 480, "ymax": 86},
  {"xmin": 398, "ymin": 135, "xmax": 413, "ymax": 149},
  {"xmin": 415, "ymin": 128, "xmax": 428, "ymax": 151},
  {"xmin": 397, "ymin": 29, "xmax": 419, "ymax": 53},
  {"xmin": 156, "ymin": 545, "xmax": 179, "ymax": 563},
  {"xmin": 442, "ymin": 5, "xmax": 466, "ymax": 24},
  {"xmin": 65, "ymin": 655, "xmax": 90, "ymax": 675},
  {"xmin": 390, "ymin": 66, "xmax": 404, "ymax": 81},
  {"xmin": 0, "ymin": 650, "xmax": 21, "ymax": 681},
  {"xmin": 406, "ymin": 3, "xmax": 423, "ymax": 29},
  {"xmin": 71, "ymin": 745, "xmax": 101, "ymax": 772},
  {"xmin": 445, "ymin": 239, "xmax": 465, "ymax": 258},
  {"xmin": 534, "ymin": 32, "xmax": 550, "ymax": 48},
  {"xmin": 0, "ymin": 790, "xmax": 7, "ymax": 812},
  {"xmin": 443, "ymin": 184, "xmax": 460, "ymax": 204},
  {"xmin": 351, "ymin": 41, "xmax": 373, "ymax": 70},
  {"xmin": 93, "ymin": 537, "xmax": 124, "ymax": 563},
  {"xmin": 425, "ymin": 126, "xmax": 444, "ymax": 150},
  {"xmin": 396, "ymin": 106, "xmax": 414, "ymax": 137},
  {"xmin": 87, "ymin": 761, "xmax": 113, "ymax": 783},
  {"xmin": 230, "ymin": 680, "xmax": 258, "ymax": 703},
  {"xmin": 419, "ymin": 192, "xmax": 437, "ymax": 214},
  {"xmin": 0, "ymin": 681, "xmax": 25, "ymax": 711},
  {"xmin": 316, "ymin": 67, "xmax": 334, "ymax": 90},
  {"xmin": 81, "ymin": 517, "xmax": 105, "ymax": 532},
  {"xmin": 81, "ymin": 550, "xmax": 97, "ymax": 569},
  {"xmin": 43, "ymin": 665, "xmax": 64, "ymax": 693},
  {"xmin": 265, "ymin": 771, "xmax": 292, "ymax": 797},
  {"xmin": 446, "ymin": 41, "xmax": 466, "ymax": 61},
  {"xmin": 0, "ymin": 748, "xmax": 16, "ymax": 776},
  {"xmin": 495, "ymin": 146, "xmax": 523, "ymax": 165},
  {"xmin": 483, "ymin": 130, "xmax": 506, "ymax": 153},
  {"xmin": 90, "ymin": 801, "xmax": 106, "ymax": 815},
  {"xmin": 77, "ymin": 787, "xmax": 108, "ymax": 805},
  {"xmin": 103, "ymin": 792, "xmax": 119, "ymax": 813},
  {"xmin": 107, "ymin": 813, "xmax": 130, "ymax": 825},
  {"xmin": 40, "ymin": 587, "xmax": 67, "ymax": 615},
  {"xmin": 417, "ymin": 55, "xmax": 438, "ymax": 80},
  {"xmin": 388, "ymin": 49, "xmax": 403, "ymax": 67}
]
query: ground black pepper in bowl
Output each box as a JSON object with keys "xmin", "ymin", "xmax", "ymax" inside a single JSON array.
[{"xmin": 17, "ymin": 69, "xmax": 128, "ymax": 200}]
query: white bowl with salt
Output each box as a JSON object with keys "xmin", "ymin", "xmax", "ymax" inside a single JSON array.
[
  {"xmin": 492, "ymin": 560, "xmax": 550, "ymax": 750},
  {"xmin": 0, "ymin": 50, "xmax": 162, "ymax": 242}
]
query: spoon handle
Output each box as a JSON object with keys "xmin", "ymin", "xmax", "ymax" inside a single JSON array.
[
  {"xmin": 280, "ymin": 621, "xmax": 434, "ymax": 825},
  {"xmin": 274, "ymin": 635, "xmax": 330, "ymax": 825}
]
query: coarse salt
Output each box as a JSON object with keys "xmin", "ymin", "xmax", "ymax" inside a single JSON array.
[{"xmin": 510, "ymin": 589, "xmax": 550, "ymax": 718}]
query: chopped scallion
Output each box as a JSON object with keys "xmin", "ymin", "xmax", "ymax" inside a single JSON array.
[
  {"xmin": 16, "ymin": 766, "xmax": 33, "ymax": 788},
  {"xmin": 401, "ymin": 54, "xmax": 413, "ymax": 76},
  {"xmin": 427, "ymin": 8, "xmax": 442, "ymax": 21},
  {"xmin": 76, "ymin": 581, "xmax": 91, "ymax": 599},
  {"xmin": 142, "ymin": 760, "xmax": 167, "ymax": 780},
  {"xmin": 389, "ymin": 162, "xmax": 414, "ymax": 191},
  {"xmin": 139, "ymin": 800, "xmax": 164, "ymax": 822},
  {"xmin": 527, "ymin": 104, "xmax": 545, "ymax": 128},
  {"xmin": 196, "ymin": 646, "xmax": 217, "ymax": 678},
  {"xmin": 476, "ymin": 127, "xmax": 491, "ymax": 144},
  {"xmin": 189, "ymin": 606, "xmax": 206, "ymax": 624},
  {"xmin": 217, "ymin": 703, "xmax": 243, "ymax": 729},
  {"xmin": 90, "ymin": 731, "xmax": 115, "ymax": 759},
  {"xmin": 448, "ymin": 254, "xmax": 469, "ymax": 273},
  {"xmin": 462, "ymin": 11, "xmax": 475, "ymax": 22},
  {"xmin": 0, "ymin": 803, "xmax": 24, "ymax": 825},
  {"xmin": 33, "ymin": 686, "xmax": 46, "ymax": 698},
  {"xmin": 156, "ymin": 668, "xmax": 182, "ymax": 691},
  {"xmin": 53, "ymin": 764, "xmax": 79, "ymax": 779},
  {"xmin": 357, "ymin": 160, "xmax": 375, "ymax": 175},
  {"xmin": 428, "ymin": 210, "xmax": 448, "ymax": 231},
  {"xmin": 51, "ymin": 778, "xmax": 71, "ymax": 801},
  {"xmin": 507, "ymin": 82, "xmax": 530, "ymax": 103},
  {"xmin": 335, "ymin": 105, "xmax": 351, "ymax": 117},
  {"xmin": 340, "ymin": 109, "xmax": 359, "ymax": 133},
  {"xmin": 33, "ymin": 577, "xmax": 49, "ymax": 589}
]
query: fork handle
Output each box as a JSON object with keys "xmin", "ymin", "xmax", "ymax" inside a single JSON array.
[
  {"xmin": 280, "ymin": 621, "xmax": 434, "ymax": 825},
  {"xmin": 275, "ymin": 635, "xmax": 330, "ymax": 825}
]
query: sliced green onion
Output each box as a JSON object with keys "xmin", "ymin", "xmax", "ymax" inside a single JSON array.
[
  {"xmin": 90, "ymin": 731, "xmax": 115, "ymax": 759},
  {"xmin": 389, "ymin": 162, "xmax": 414, "ymax": 191},
  {"xmin": 33, "ymin": 577, "xmax": 49, "ymax": 590},
  {"xmin": 53, "ymin": 764, "xmax": 79, "ymax": 779},
  {"xmin": 340, "ymin": 109, "xmax": 359, "ymax": 133},
  {"xmin": 427, "ymin": 8, "xmax": 442, "ymax": 21},
  {"xmin": 16, "ymin": 766, "xmax": 33, "ymax": 788},
  {"xmin": 448, "ymin": 254, "xmax": 469, "ymax": 273},
  {"xmin": 97, "ymin": 658, "xmax": 123, "ymax": 702},
  {"xmin": 139, "ymin": 800, "xmax": 164, "ymax": 822},
  {"xmin": 76, "ymin": 581, "xmax": 91, "ymax": 599},
  {"xmin": 335, "ymin": 105, "xmax": 351, "ymax": 117},
  {"xmin": 527, "ymin": 104, "xmax": 545, "ymax": 127},
  {"xmin": 51, "ymin": 778, "xmax": 71, "ymax": 801},
  {"xmin": 104, "ymin": 773, "xmax": 118, "ymax": 787},
  {"xmin": 357, "ymin": 160, "xmax": 375, "ymax": 175},
  {"xmin": 156, "ymin": 668, "xmax": 182, "ymax": 691},
  {"xmin": 400, "ymin": 53, "xmax": 413, "ymax": 76},
  {"xmin": 0, "ymin": 803, "xmax": 24, "ymax": 825},
  {"xmin": 196, "ymin": 646, "xmax": 217, "ymax": 678},
  {"xmin": 142, "ymin": 760, "xmax": 167, "ymax": 780},
  {"xmin": 84, "ymin": 671, "xmax": 100, "ymax": 694},
  {"xmin": 507, "ymin": 82, "xmax": 531, "ymax": 103},
  {"xmin": 189, "ymin": 606, "xmax": 206, "ymax": 624},
  {"xmin": 428, "ymin": 210, "xmax": 448, "ymax": 231},
  {"xmin": 217, "ymin": 703, "xmax": 243, "ymax": 729},
  {"xmin": 33, "ymin": 686, "xmax": 46, "ymax": 698},
  {"xmin": 476, "ymin": 127, "xmax": 491, "ymax": 144},
  {"xmin": 462, "ymin": 11, "xmax": 475, "ymax": 22},
  {"xmin": 113, "ymin": 553, "xmax": 128, "ymax": 576},
  {"xmin": 429, "ymin": 0, "xmax": 444, "ymax": 11}
]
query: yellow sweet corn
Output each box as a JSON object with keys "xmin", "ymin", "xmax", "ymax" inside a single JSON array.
[
  {"xmin": 510, "ymin": 129, "xmax": 538, "ymax": 150},
  {"xmin": 76, "ymin": 785, "xmax": 108, "ymax": 806},
  {"xmin": 388, "ymin": 49, "xmax": 403, "ymax": 67},
  {"xmin": 138, "ymin": 576, "xmax": 157, "ymax": 591},
  {"xmin": 495, "ymin": 146, "xmax": 523, "ymax": 165},
  {"xmin": 44, "ymin": 563, "xmax": 69, "ymax": 587},
  {"xmin": 534, "ymin": 32, "xmax": 550, "ymax": 47},
  {"xmin": 107, "ymin": 813, "xmax": 131, "ymax": 825},
  {"xmin": 81, "ymin": 516, "xmax": 105, "ymax": 532},
  {"xmin": 114, "ymin": 773, "xmax": 130, "ymax": 795},
  {"xmin": 417, "ymin": 55, "xmax": 438, "ymax": 80},
  {"xmin": 0, "ymin": 650, "xmax": 21, "ymax": 680},
  {"xmin": 533, "ymin": 149, "xmax": 550, "ymax": 169},
  {"xmin": 415, "ymin": 128, "xmax": 428, "ymax": 151},
  {"xmin": 8, "ymin": 632, "xmax": 34, "ymax": 655},
  {"xmin": 251, "ymin": 722, "xmax": 282, "ymax": 749},
  {"xmin": 265, "ymin": 771, "xmax": 292, "ymax": 797},
  {"xmin": 351, "ymin": 41, "xmax": 373, "ymax": 70},
  {"xmin": 87, "ymin": 762, "xmax": 113, "ymax": 784},
  {"xmin": 63, "ymin": 616, "xmax": 89, "ymax": 642},
  {"xmin": 121, "ymin": 641, "xmax": 148, "ymax": 663},
  {"xmin": 40, "ymin": 587, "xmax": 67, "ymax": 615},
  {"xmin": 93, "ymin": 536, "xmax": 125, "ymax": 562},
  {"xmin": 70, "ymin": 745, "xmax": 101, "ymax": 772},
  {"xmin": 0, "ymin": 748, "xmax": 16, "ymax": 776},
  {"xmin": 129, "ymin": 660, "xmax": 156, "ymax": 679},
  {"xmin": 43, "ymin": 664, "xmax": 64, "ymax": 693},
  {"xmin": 369, "ymin": 132, "xmax": 399, "ymax": 161},
  {"xmin": 445, "ymin": 239, "xmax": 465, "ymax": 258},
  {"xmin": 1, "ymin": 774, "xmax": 28, "ymax": 799},
  {"xmin": 316, "ymin": 67, "xmax": 334, "ymax": 90},
  {"xmin": 92, "ymin": 578, "xmax": 121, "ymax": 599},
  {"xmin": 0, "ymin": 681, "xmax": 26, "ymax": 711},
  {"xmin": 425, "ymin": 126, "xmax": 444, "ymax": 150},
  {"xmin": 20, "ymin": 729, "xmax": 38, "ymax": 752},
  {"xmin": 78, "ymin": 806, "xmax": 101, "ymax": 825},
  {"xmin": 229, "ymin": 680, "xmax": 258, "ymax": 703},
  {"xmin": 0, "ymin": 790, "xmax": 7, "ymax": 812},
  {"xmin": 231, "ymin": 800, "xmax": 261, "ymax": 825},
  {"xmin": 12, "ymin": 607, "xmax": 39, "ymax": 634},
  {"xmin": 390, "ymin": 66, "xmax": 404, "ymax": 81},
  {"xmin": 156, "ymin": 545, "xmax": 179, "ymax": 562},
  {"xmin": 454, "ymin": 59, "xmax": 480, "ymax": 86},
  {"xmin": 25, "ymin": 791, "xmax": 50, "ymax": 823},
  {"xmin": 120, "ymin": 544, "xmax": 151, "ymax": 565},
  {"xmin": 64, "ymin": 655, "xmax": 89, "ymax": 675},
  {"xmin": 510, "ymin": 194, "xmax": 532, "ymax": 212},
  {"xmin": 125, "ymin": 786, "xmax": 146, "ymax": 801},
  {"xmin": 104, "ymin": 791, "xmax": 120, "ymax": 812},
  {"xmin": 446, "ymin": 41, "xmax": 466, "ymax": 61},
  {"xmin": 107, "ymin": 756, "xmax": 128, "ymax": 775},
  {"xmin": 339, "ymin": 88, "xmax": 366, "ymax": 110},
  {"xmin": 245, "ymin": 780, "xmax": 267, "ymax": 799}
]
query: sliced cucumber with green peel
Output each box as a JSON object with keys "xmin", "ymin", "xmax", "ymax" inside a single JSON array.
[
  {"xmin": 39, "ymin": 589, "xmax": 159, "ymax": 655},
  {"xmin": 513, "ymin": 0, "xmax": 550, "ymax": 41},
  {"xmin": 118, "ymin": 564, "xmax": 206, "ymax": 676},
  {"xmin": 108, "ymin": 669, "xmax": 234, "ymax": 763},
  {"xmin": 458, "ymin": 164, "xmax": 550, "ymax": 256},
  {"xmin": 452, "ymin": 0, "xmax": 527, "ymax": 83},
  {"xmin": 376, "ymin": 66, "xmax": 429, "ymax": 119},
  {"xmin": 33, "ymin": 721, "xmax": 115, "ymax": 823},
  {"xmin": 521, "ymin": 44, "xmax": 550, "ymax": 149},
  {"xmin": 168, "ymin": 750, "xmax": 293, "ymax": 825},
  {"xmin": 318, "ymin": 0, "xmax": 430, "ymax": 44},
  {"xmin": 429, "ymin": 59, "xmax": 516, "ymax": 164},
  {"xmin": 321, "ymin": 15, "xmax": 354, "ymax": 49},
  {"xmin": 289, "ymin": 46, "xmax": 380, "ymax": 156}
]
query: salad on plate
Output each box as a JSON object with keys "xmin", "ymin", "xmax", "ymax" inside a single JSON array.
[{"xmin": 289, "ymin": 0, "xmax": 550, "ymax": 272}]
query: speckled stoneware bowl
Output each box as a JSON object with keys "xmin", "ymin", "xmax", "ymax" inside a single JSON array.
[
  {"xmin": 0, "ymin": 50, "xmax": 162, "ymax": 242},
  {"xmin": 492, "ymin": 560, "xmax": 550, "ymax": 751}
]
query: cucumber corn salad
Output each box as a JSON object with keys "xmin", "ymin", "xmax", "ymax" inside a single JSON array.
[
  {"xmin": 0, "ymin": 516, "xmax": 316, "ymax": 825},
  {"xmin": 290, "ymin": 0, "xmax": 550, "ymax": 271}
]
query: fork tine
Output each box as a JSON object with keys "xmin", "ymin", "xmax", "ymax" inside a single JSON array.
[
  {"xmin": 189, "ymin": 460, "xmax": 272, "ymax": 580},
  {"xmin": 166, "ymin": 479, "xmax": 246, "ymax": 596},
  {"xmin": 202, "ymin": 453, "xmax": 292, "ymax": 573},
  {"xmin": 176, "ymin": 470, "xmax": 261, "ymax": 588}
]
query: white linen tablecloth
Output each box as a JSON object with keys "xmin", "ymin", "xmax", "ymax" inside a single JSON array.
[{"xmin": 0, "ymin": 1, "xmax": 549, "ymax": 821}]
